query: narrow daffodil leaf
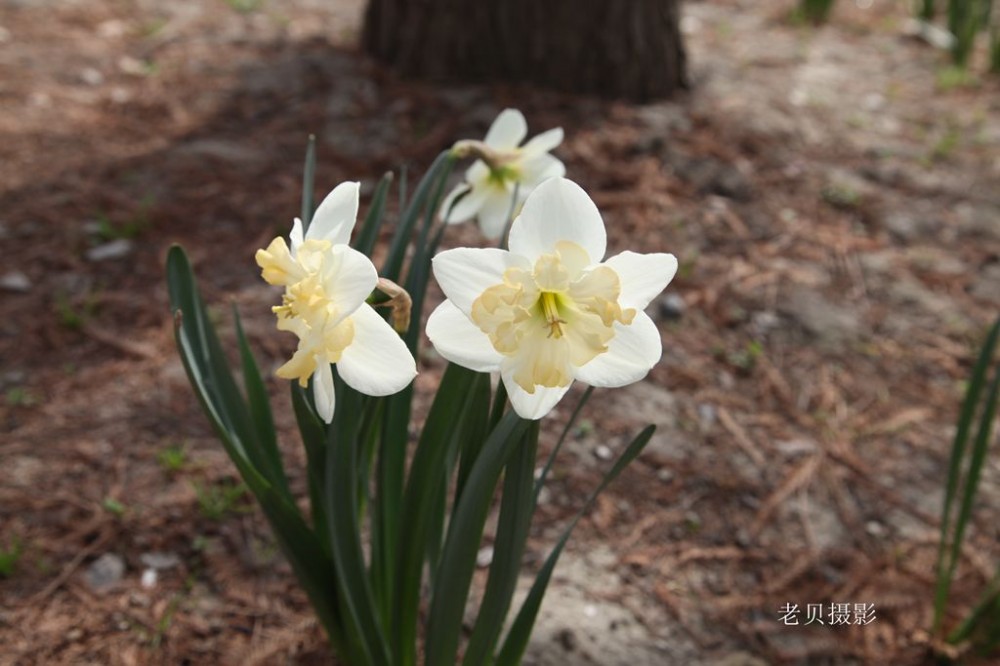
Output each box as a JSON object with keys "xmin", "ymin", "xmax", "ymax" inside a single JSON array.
[
  {"xmin": 290, "ymin": 382, "xmax": 331, "ymax": 555},
  {"xmin": 454, "ymin": 370, "xmax": 496, "ymax": 505},
  {"xmin": 391, "ymin": 363, "xmax": 484, "ymax": 666},
  {"xmin": 495, "ymin": 425, "xmax": 656, "ymax": 666},
  {"xmin": 948, "ymin": 568, "xmax": 1000, "ymax": 644},
  {"xmin": 301, "ymin": 134, "xmax": 317, "ymax": 230},
  {"xmin": 167, "ymin": 245, "xmax": 257, "ymax": 466},
  {"xmin": 325, "ymin": 378, "xmax": 391, "ymax": 666},
  {"xmin": 946, "ymin": 360, "xmax": 1000, "ymax": 644},
  {"xmin": 353, "ymin": 171, "xmax": 394, "ymax": 256},
  {"xmin": 934, "ymin": 317, "xmax": 1000, "ymax": 633},
  {"xmin": 427, "ymin": 370, "xmax": 492, "ymax": 583},
  {"xmin": 371, "ymin": 386, "xmax": 410, "ymax": 628},
  {"xmin": 535, "ymin": 386, "xmax": 594, "ymax": 504},
  {"xmin": 463, "ymin": 421, "xmax": 540, "ymax": 666},
  {"xmin": 382, "ymin": 150, "xmax": 452, "ymax": 282},
  {"xmin": 167, "ymin": 246, "xmax": 348, "ymax": 654},
  {"xmin": 233, "ymin": 307, "xmax": 290, "ymax": 499},
  {"xmin": 424, "ymin": 410, "xmax": 530, "ymax": 666},
  {"xmin": 402, "ymin": 165, "xmax": 454, "ymax": 354}
]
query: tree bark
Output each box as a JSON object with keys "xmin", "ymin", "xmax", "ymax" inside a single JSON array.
[{"xmin": 362, "ymin": 0, "xmax": 687, "ymax": 102}]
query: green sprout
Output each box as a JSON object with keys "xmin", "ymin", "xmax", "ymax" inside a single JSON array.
[
  {"xmin": 102, "ymin": 497, "xmax": 127, "ymax": 517},
  {"xmin": 0, "ymin": 538, "xmax": 23, "ymax": 578},
  {"xmin": 193, "ymin": 479, "xmax": 250, "ymax": 521},
  {"xmin": 157, "ymin": 444, "xmax": 189, "ymax": 473}
]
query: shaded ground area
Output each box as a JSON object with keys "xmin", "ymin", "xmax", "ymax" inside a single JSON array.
[{"xmin": 2, "ymin": 0, "xmax": 999, "ymax": 664}]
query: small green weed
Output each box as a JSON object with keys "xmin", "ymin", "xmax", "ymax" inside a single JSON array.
[
  {"xmin": 102, "ymin": 497, "xmax": 127, "ymax": 517},
  {"xmin": 5, "ymin": 387, "xmax": 37, "ymax": 407},
  {"xmin": 194, "ymin": 479, "xmax": 249, "ymax": 520},
  {"xmin": 157, "ymin": 444, "xmax": 188, "ymax": 473},
  {"xmin": 0, "ymin": 538, "xmax": 24, "ymax": 577}
]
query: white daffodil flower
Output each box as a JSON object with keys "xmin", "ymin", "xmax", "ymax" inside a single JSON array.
[
  {"xmin": 441, "ymin": 108, "xmax": 566, "ymax": 239},
  {"xmin": 427, "ymin": 177, "xmax": 678, "ymax": 420},
  {"xmin": 255, "ymin": 181, "xmax": 417, "ymax": 423}
]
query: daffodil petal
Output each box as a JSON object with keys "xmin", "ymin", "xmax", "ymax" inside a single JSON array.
[
  {"xmin": 520, "ymin": 127, "xmax": 564, "ymax": 158},
  {"xmin": 484, "ymin": 108, "xmax": 528, "ymax": 150},
  {"xmin": 442, "ymin": 182, "xmax": 489, "ymax": 224},
  {"xmin": 426, "ymin": 300, "xmax": 504, "ymax": 372},
  {"xmin": 312, "ymin": 362, "xmax": 336, "ymax": 424},
  {"xmin": 432, "ymin": 247, "xmax": 526, "ymax": 315},
  {"xmin": 509, "ymin": 177, "xmax": 607, "ymax": 265},
  {"xmin": 290, "ymin": 217, "xmax": 305, "ymax": 255},
  {"xmin": 520, "ymin": 153, "xmax": 566, "ymax": 187},
  {"xmin": 307, "ymin": 181, "xmax": 360, "ymax": 246},
  {"xmin": 501, "ymin": 363, "xmax": 571, "ymax": 420},
  {"xmin": 322, "ymin": 245, "xmax": 378, "ymax": 324},
  {"xmin": 574, "ymin": 311, "xmax": 662, "ymax": 388},
  {"xmin": 477, "ymin": 190, "xmax": 517, "ymax": 240},
  {"xmin": 335, "ymin": 303, "xmax": 416, "ymax": 396},
  {"xmin": 603, "ymin": 251, "xmax": 678, "ymax": 311}
]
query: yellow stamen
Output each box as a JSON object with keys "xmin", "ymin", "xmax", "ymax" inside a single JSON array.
[{"xmin": 540, "ymin": 292, "xmax": 565, "ymax": 339}]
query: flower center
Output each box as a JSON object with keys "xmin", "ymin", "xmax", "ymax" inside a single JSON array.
[
  {"xmin": 469, "ymin": 242, "xmax": 637, "ymax": 393},
  {"xmin": 539, "ymin": 291, "xmax": 566, "ymax": 339}
]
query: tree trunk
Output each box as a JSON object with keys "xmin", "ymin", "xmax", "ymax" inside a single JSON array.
[{"xmin": 362, "ymin": 0, "xmax": 687, "ymax": 102}]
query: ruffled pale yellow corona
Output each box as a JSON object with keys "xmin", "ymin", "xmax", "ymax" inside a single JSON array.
[
  {"xmin": 469, "ymin": 241, "xmax": 636, "ymax": 393},
  {"xmin": 428, "ymin": 177, "xmax": 678, "ymax": 420}
]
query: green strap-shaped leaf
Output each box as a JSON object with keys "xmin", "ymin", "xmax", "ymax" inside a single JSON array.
[
  {"xmin": 424, "ymin": 411, "xmax": 530, "ymax": 666},
  {"xmin": 391, "ymin": 364, "xmax": 489, "ymax": 666},
  {"xmin": 495, "ymin": 425, "xmax": 656, "ymax": 666},
  {"xmin": 462, "ymin": 421, "xmax": 540, "ymax": 666},
  {"xmin": 167, "ymin": 245, "xmax": 348, "ymax": 654},
  {"xmin": 233, "ymin": 307, "xmax": 290, "ymax": 498},
  {"xmin": 934, "ymin": 317, "xmax": 1000, "ymax": 633},
  {"xmin": 946, "ymin": 355, "xmax": 1000, "ymax": 645},
  {"xmin": 354, "ymin": 171, "xmax": 394, "ymax": 256},
  {"xmin": 326, "ymin": 379, "xmax": 392, "ymax": 666},
  {"xmin": 382, "ymin": 151, "xmax": 453, "ymax": 282},
  {"xmin": 428, "ymin": 369, "xmax": 492, "ymax": 583},
  {"xmin": 290, "ymin": 382, "xmax": 331, "ymax": 556},
  {"xmin": 371, "ymin": 385, "xmax": 410, "ymax": 628},
  {"xmin": 301, "ymin": 134, "xmax": 316, "ymax": 231},
  {"xmin": 535, "ymin": 386, "xmax": 594, "ymax": 504}
]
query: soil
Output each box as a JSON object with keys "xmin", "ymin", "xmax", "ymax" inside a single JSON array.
[{"xmin": 2, "ymin": 0, "xmax": 1000, "ymax": 664}]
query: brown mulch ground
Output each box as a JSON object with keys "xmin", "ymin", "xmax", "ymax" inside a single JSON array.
[{"xmin": 2, "ymin": 0, "xmax": 1000, "ymax": 664}]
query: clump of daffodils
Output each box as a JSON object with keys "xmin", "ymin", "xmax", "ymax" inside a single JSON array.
[
  {"xmin": 255, "ymin": 181, "xmax": 415, "ymax": 423},
  {"xmin": 428, "ymin": 177, "xmax": 677, "ymax": 419},
  {"xmin": 442, "ymin": 108, "xmax": 565, "ymax": 239},
  {"xmin": 168, "ymin": 110, "xmax": 680, "ymax": 666}
]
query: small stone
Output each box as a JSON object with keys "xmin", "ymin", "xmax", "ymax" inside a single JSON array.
[
  {"xmin": 883, "ymin": 211, "xmax": 939, "ymax": 242},
  {"xmin": 86, "ymin": 239, "xmax": 133, "ymax": 262},
  {"xmin": 66, "ymin": 628, "xmax": 84, "ymax": 641},
  {"xmin": 658, "ymin": 293, "xmax": 686, "ymax": 321},
  {"xmin": 697, "ymin": 403, "xmax": 717, "ymax": 431},
  {"xmin": 0, "ymin": 271, "xmax": 30, "ymax": 292},
  {"xmin": 80, "ymin": 67, "xmax": 104, "ymax": 86},
  {"xmin": 865, "ymin": 521, "xmax": 887, "ymax": 537},
  {"xmin": 594, "ymin": 444, "xmax": 613, "ymax": 461},
  {"xmin": 85, "ymin": 553, "xmax": 125, "ymax": 591},
  {"xmin": 656, "ymin": 468, "xmax": 675, "ymax": 483},
  {"xmin": 140, "ymin": 551, "xmax": 180, "ymax": 570},
  {"xmin": 475, "ymin": 545, "xmax": 494, "ymax": 568},
  {"xmin": 141, "ymin": 568, "xmax": 157, "ymax": 589}
]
